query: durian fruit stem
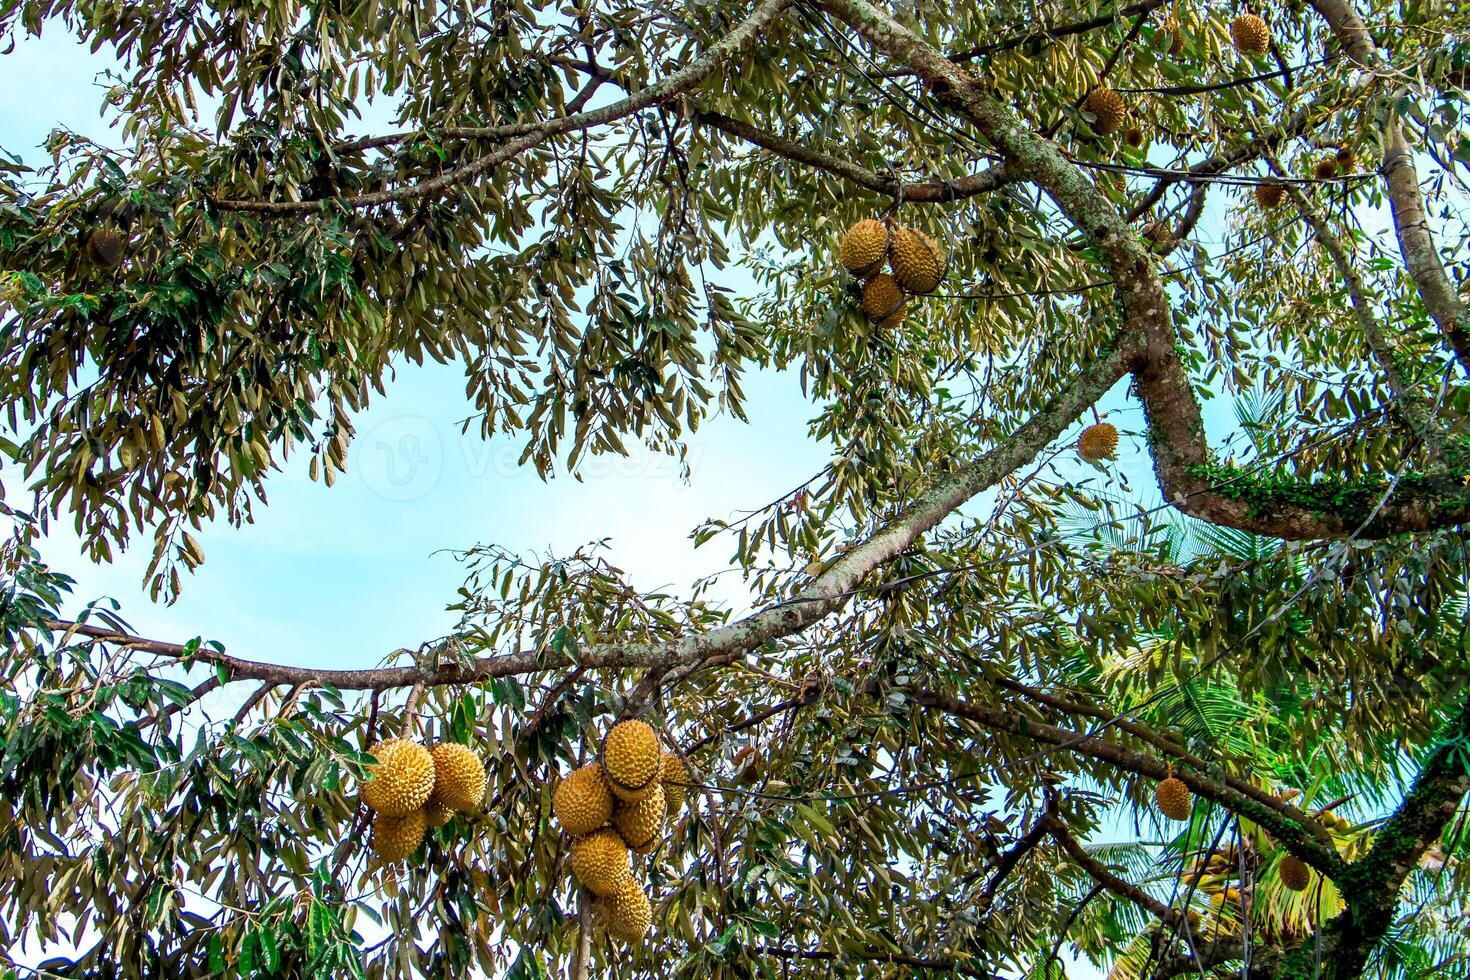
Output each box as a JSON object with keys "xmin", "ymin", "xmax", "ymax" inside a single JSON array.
[
  {"xmin": 571, "ymin": 890, "xmax": 593, "ymax": 980},
  {"xmin": 401, "ymin": 682, "xmax": 426, "ymax": 739}
]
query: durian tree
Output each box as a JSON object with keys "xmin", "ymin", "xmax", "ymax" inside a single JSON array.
[{"xmin": 3, "ymin": 0, "xmax": 1470, "ymax": 976}]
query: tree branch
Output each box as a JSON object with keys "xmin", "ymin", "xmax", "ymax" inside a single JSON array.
[
  {"xmin": 215, "ymin": 0, "xmax": 799, "ymax": 213},
  {"xmin": 694, "ymin": 110, "xmax": 1012, "ymax": 202},
  {"xmin": 1041, "ymin": 815, "xmax": 1188, "ymax": 929},
  {"xmin": 1307, "ymin": 0, "xmax": 1470, "ymax": 372},
  {"xmin": 915, "ymin": 688, "xmax": 1345, "ymax": 876}
]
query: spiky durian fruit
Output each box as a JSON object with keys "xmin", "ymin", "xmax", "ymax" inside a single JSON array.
[
  {"xmin": 613, "ymin": 783, "xmax": 667, "ymax": 855},
  {"xmin": 1314, "ymin": 157, "xmax": 1339, "ymax": 181},
  {"xmin": 429, "ymin": 742, "xmax": 486, "ymax": 813},
  {"xmin": 86, "ymin": 227, "xmax": 127, "ymax": 268},
  {"xmin": 1156, "ymin": 776, "xmax": 1193, "ymax": 821},
  {"xmin": 554, "ymin": 762, "xmax": 615, "ymax": 835},
  {"xmin": 888, "ymin": 227, "xmax": 944, "ymax": 294},
  {"xmin": 372, "ymin": 809, "xmax": 428, "ymax": 863},
  {"xmin": 1335, "ymin": 146, "xmax": 1357, "ymax": 171},
  {"xmin": 1124, "ymin": 126, "xmax": 1146, "ymax": 148},
  {"xmin": 659, "ymin": 752, "xmax": 689, "ymax": 817},
  {"xmin": 1230, "ymin": 13, "xmax": 1270, "ymax": 56},
  {"xmin": 1142, "ymin": 220, "xmax": 1174, "ymax": 252},
  {"xmin": 1159, "ymin": 17, "xmax": 1185, "ymax": 56},
  {"xmin": 1084, "ymin": 87, "xmax": 1127, "ymax": 136},
  {"xmin": 359, "ymin": 739, "xmax": 436, "ymax": 817},
  {"xmin": 1077, "ymin": 422, "xmax": 1119, "ymax": 461},
  {"xmin": 860, "ymin": 273, "xmax": 906, "ymax": 328},
  {"xmin": 570, "ymin": 828, "xmax": 631, "ymax": 897},
  {"xmin": 602, "ymin": 719, "xmax": 663, "ymax": 802},
  {"xmin": 424, "ymin": 801, "xmax": 455, "ymax": 829},
  {"xmin": 839, "ymin": 218, "xmax": 891, "ymax": 275},
  {"xmin": 1279, "ymin": 854, "xmax": 1311, "ymax": 892},
  {"xmin": 1254, "ymin": 179, "xmax": 1286, "ymax": 209},
  {"xmin": 602, "ymin": 877, "xmax": 652, "ymax": 944}
]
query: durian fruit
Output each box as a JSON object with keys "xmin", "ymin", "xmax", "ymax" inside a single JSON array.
[
  {"xmin": 1279, "ymin": 854, "xmax": 1311, "ymax": 892},
  {"xmin": 1314, "ymin": 157, "xmax": 1339, "ymax": 181},
  {"xmin": 1230, "ymin": 13, "xmax": 1271, "ymax": 56},
  {"xmin": 860, "ymin": 273, "xmax": 906, "ymax": 328},
  {"xmin": 1335, "ymin": 146, "xmax": 1357, "ymax": 171},
  {"xmin": 1142, "ymin": 220, "xmax": 1174, "ymax": 252},
  {"xmin": 1156, "ymin": 775, "xmax": 1193, "ymax": 821},
  {"xmin": 888, "ymin": 227, "xmax": 944, "ymax": 294},
  {"xmin": 429, "ymin": 742, "xmax": 486, "ymax": 813},
  {"xmin": 372, "ymin": 809, "xmax": 428, "ymax": 863},
  {"xmin": 839, "ymin": 218, "xmax": 891, "ymax": 275},
  {"xmin": 569, "ymin": 828, "xmax": 631, "ymax": 897},
  {"xmin": 1124, "ymin": 126, "xmax": 1146, "ymax": 149},
  {"xmin": 1077, "ymin": 422, "xmax": 1119, "ymax": 462},
  {"xmin": 601, "ymin": 719, "xmax": 664, "ymax": 802},
  {"xmin": 554, "ymin": 762, "xmax": 615, "ymax": 835},
  {"xmin": 86, "ymin": 226, "xmax": 127, "ymax": 268},
  {"xmin": 612, "ymin": 783, "xmax": 667, "ymax": 855},
  {"xmin": 1084, "ymin": 86, "xmax": 1127, "ymax": 136},
  {"xmin": 1254, "ymin": 179, "xmax": 1286, "ymax": 209},
  {"xmin": 424, "ymin": 800, "xmax": 456, "ymax": 829},
  {"xmin": 659, "ymin": 751, "xmax": 689, "ymax": 817},
  {"xmin": 359, "ymin": 739, "xmax": 436, "ymax": 817},
  {"xmin": 1159, "ymin": 17, "xmax": 1185, "ymax": 56},
  {"xmin": 602, "ymin": 877, "xmax": 652, "ymax": 944}
]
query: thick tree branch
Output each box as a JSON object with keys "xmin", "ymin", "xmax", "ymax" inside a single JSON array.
[
  {"xmin": 39, "ymin": 341, "xmax": 1128, "ymax": 693},
  {"xmin": 1282, "ymin": 691, "xmax": 1470, "ymax": 977},
  {"xmin": 1307, "ymin": 0, "xmax": 1470, "ymax": 372}
]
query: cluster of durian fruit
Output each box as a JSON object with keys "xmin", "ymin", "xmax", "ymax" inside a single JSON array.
[
  {"xmin": 1084, "ymin": 11, "xmax": 1274, "ymax": 141},
  {"xmin": 358, "ymin": 739, "xmax": 487, "ymax": 862},
  {"xmin": 837, "ymin": 217, "xmax": 946, "ymax": 328},
  {"xmin": 551, "ymin": 718, "xmax": 689, "ymax": 945}
]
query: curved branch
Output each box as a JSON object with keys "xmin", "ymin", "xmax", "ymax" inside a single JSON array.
[
  {"xmin": 948, "ymin": 0, "xmax": 1166, "ymax": 62},
  {"xmin": 915, "ymin": 687, "xmax": 1346, "ymax": 877},
  {"xmin": 38, "ymin": 340, "xmax": 1127, "ymax": 693},
  {"xmin": 215, "ymin": 0, "xmax": 799, "ymax": 213},
  {"xmin": 694, "ymin": 110, "xmax": 1012, "ymax": 202},
  {"xmin": 1041, "ymin": 815, "xmax": 1190, "ymax": 930}
]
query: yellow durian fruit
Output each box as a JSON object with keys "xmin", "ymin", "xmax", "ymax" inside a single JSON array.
[
  {"xmin": 372, "ymin": 809, "xmax": 428, "ymax": 863},
  {"xmin": 430, "ymin": 742, "xmax": 487, "ymax": 813},
  {"xmin": 1084, "ymin": 87, "xmax": 1127, "ymax": 136},
  {"xmin": 569, "ymin": 828, "xmax": 631, "ymax": 897},
  {"xmin": 359, "ymin": 739, "xmax": 436, "ymax": 817},
  {"xmin": 860, "ymin": 273, "xmax": 906, "ymax": 328},
  {"xmin": 1077, "ymin": 422, "xmax": 1119, "ymax": 461},
  {"xmin": 554, "ymin": 763, "xmax": 615, "ymax": 836},
  {"xmin": 612, "ymin": 783, "xmax": 667, "ymax": 855},
  {"xmin": 602, "ymin": 877, "xmax": 652, "ymax": 943},
  {"xmin": 888, "ymin": 227, "xmax": 944, "ymax": 294},
  {"xmin": 1156, "ymin": 776, "xmax": 1193, "ymax": 822},
  {"xmin": 1230, "ymin": 13, "xmax": 1270, "ymax": 56},
  {"xmin": 659, "ymin": 751, "xmax": 689, "ymax": 817},
  {"xmin": 602, "ymin": 719, "xmax": 663, "ymax": 802},
  {"xmin": 839, "ymin": 218, "xmax": 891, "ymax": 275}
]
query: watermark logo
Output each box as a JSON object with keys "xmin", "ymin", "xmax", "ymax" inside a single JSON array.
[{"xmin": 357, "ymin": 416, "xmax": 443, "ymax": 501}]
